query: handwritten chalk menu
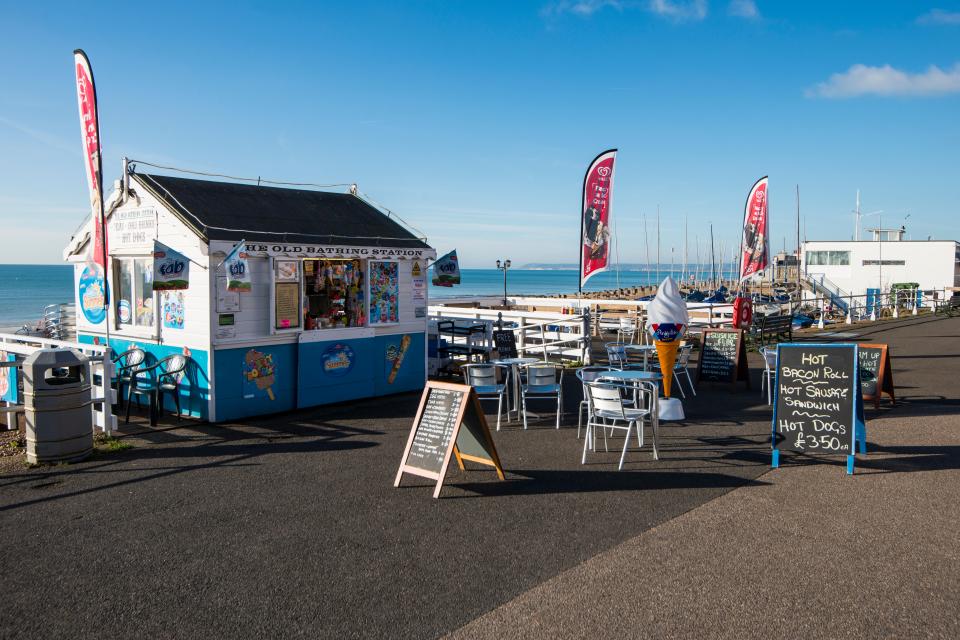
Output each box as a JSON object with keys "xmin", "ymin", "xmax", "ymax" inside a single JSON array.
[
  {"xmin": 395, "ymin": 381, "xmax": 505, "ymax": 498},
  {"xmin": 858, "ymin": 343, "xmax": 895, "ymax": 409},
  {"xmin": 772, "ymin": 344, "xmax": 867, "ymax": 474},
  {"xmin": 406, "ymin": 386, "xmax": 462, "ymax": 474},
  {"xmin": 696, "ymin": 328, "xmax": 749, "ymax": 387},
  {"xmin": 492, "ymin": 330, "xmax": 518, "ymax": 359}
]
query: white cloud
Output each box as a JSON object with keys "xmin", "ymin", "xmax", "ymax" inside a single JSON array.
[
  {"xmin": 648, "ymin": 0, "xmax": 708, "ymax": 21},
  {"xmin": 807, "ymin": 62, "xmax": 960, "ymax": 98},
  {"xmin": 916, "ymin": 9, "xmax": 960, "ymax": 25},
  {"xmin": 728, "ymin": 0, "xmax": 759, "ymax": 19},
  {"xmin": 541, "ymin": 0, "xmax": 623, "ymax": 18}
]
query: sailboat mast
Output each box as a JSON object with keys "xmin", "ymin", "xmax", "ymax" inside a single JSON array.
[
  {"xmin": 656, "ymin": 205, "xmax": 661, "ymax": 286},
  {"xmin": 683, "ymin": 215, "xmax": 689, "ymax": 284},
  {"xmin": 710, "ymin": 224, "xmax": 716, "ymax": 289}
]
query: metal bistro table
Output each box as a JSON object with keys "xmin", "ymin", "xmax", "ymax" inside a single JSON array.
[
  {"xmin": 598, "ymin": 369, "xmax": 663, "ymax": 412},
  {"xmin": 623, "ymin": 344, "xmax": 657, "ymax": 371},
  {"xmin": 490, "ymin": 357, "xmax": 540, "ymax": 421}
]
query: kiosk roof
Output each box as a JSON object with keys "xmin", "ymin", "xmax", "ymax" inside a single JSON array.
[{"xmin": 133, "ymin": 172, "xmax": 431, "ymax": 249}]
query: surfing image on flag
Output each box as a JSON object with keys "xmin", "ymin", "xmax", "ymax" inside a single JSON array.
[
  {"xmin": 580, "ymin": 149, "xmax": 617, "ymax": 290},
  {"xmin": 740, "ymin": 176, "xmax": 769, "ymax": 281}
]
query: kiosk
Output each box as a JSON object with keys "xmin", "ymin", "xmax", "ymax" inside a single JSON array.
[{"xmin": 63, "ymin": 170, "xmax": 435, "ymax": 422}]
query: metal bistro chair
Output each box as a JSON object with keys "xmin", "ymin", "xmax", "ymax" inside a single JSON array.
[
  {"xmin": 520, "ymin": 362, "xmax": 564, "ymax": 430},
  {"xmin": 126, "ymin": 354, "xmax": 190, "ymax": 425},
  {"xmin": 583, "ymin": 380, "xmax": 659, "ymax": 470},
  {"xmin": 617, "ymin": 316, "xmax": 638, "ymax": 344},
  {"xmin": 605, "ymin": 342, "xmax": 628, "ymax": 369},
  {"xmin": 462, "ymin": 363, "xmax": 508, "ymax": 431},
  {"xmin": 575, "ymin": 366, "xmax": 615, "ymax": 439},
  {"xmin": 760, "ymin": 347, "xmax": 778, "ymax": 405},
  {"xmin": 112, "ymin": 347, "xmax": 146, "ymax": 409}
]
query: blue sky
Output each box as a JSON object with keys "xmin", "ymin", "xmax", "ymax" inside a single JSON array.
[{"xmin": 1, "ymin": 0, "xmax": 958, "ymax": 266}]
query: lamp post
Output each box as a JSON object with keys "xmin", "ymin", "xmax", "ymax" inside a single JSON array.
[{"xmin": 496, "ymin": 259, "xmax": 511, "ymax": 307}]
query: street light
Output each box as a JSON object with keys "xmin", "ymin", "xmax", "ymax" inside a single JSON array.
[{"xmin": 495, "ymin": 259, "xmax": 511, "ymax": 307}]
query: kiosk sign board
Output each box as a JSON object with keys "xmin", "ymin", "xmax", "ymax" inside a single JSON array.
[{"xmin": 771, "ymin": 343, "xmax": 866, "ymax": 474}]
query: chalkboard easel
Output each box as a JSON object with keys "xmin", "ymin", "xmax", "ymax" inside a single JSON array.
[
  {"xmin": 492, "ymin": 329, "xmax": 518, "ymax": 359},
  {"xmin": 695, "ymin": 328, "xmax": 750, "ymax": 389},
  {"xmin": 771, "ymin": 343, "xmax": 867, "ymax": 475},
  {"xmin": 395, "ymin": 381, "xmax": 505, "ymax": 498},
  {"xmin": 859, "ymin": 343, "xmax": 895, "ymax": 409}
]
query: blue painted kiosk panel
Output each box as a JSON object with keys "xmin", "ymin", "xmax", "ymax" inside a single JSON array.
[
  {"xmin": 298, "ymin": 338, "xmax": 377, "ymax": 408},
  {"xmin": 375, "ymin": 333, "xmax": 425, "ymax": 396},
  {"xmin": 214, "ymin": 344, "xmax": 297, "ymax": 421}
]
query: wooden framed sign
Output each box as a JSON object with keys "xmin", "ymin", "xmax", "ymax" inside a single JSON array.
[
  {"xmin": 858, "ymin": 343, "xmax": 895, "ymax": 409},
  {"xmin": 771, "ymin": 343, "xmax": 867, "ymax": 475},
  {"xmin": 696, "ymin": 328, "xmax": 750, "ymax": 388},
  {"xmin": 492, "ymin": 330, "xmax": 518, "ymax": 359},
  {"xmin": 395, "ymin": 381, "xmax": 505, "ymax": 498}
]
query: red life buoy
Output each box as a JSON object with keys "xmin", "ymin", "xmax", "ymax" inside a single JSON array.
[{"xmin": 733, "ymin": 297, "xmax": 753, "ymax": 329}]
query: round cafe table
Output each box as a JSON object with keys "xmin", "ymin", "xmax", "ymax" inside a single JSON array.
[
  {"xmin": 489, "ymin": 357, "xmax": 540, "ymax": 419},
  {"xmin": 623, "ymin": 344, "xmax": 657, "ymax": 371}
]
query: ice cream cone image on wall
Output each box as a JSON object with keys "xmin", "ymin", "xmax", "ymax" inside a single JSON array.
[{"xmin": 647, "ymin": 277, "xmax": 689, "ymax": 398}]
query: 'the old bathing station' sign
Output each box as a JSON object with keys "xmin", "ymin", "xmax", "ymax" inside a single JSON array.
[{"xmin": 771, "ymin": 344, "xmax": 866, "ymax": 475}]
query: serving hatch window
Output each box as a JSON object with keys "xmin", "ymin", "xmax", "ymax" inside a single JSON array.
[
  {"xmin": 302, "ymin": 259, "xmax": 366, "ymax": 330},
  {"xmin": 114, "ymin": 257, "xmax": 154, "ymax": 328}
]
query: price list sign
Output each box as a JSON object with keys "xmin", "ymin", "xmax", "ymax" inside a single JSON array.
[
  {"xmin": 858, "ymin": 343, "xmax": 895, "ymax": 408},
  {"xmin": 696, "ymin": 328, "xmax": 749, "ymax": 387},
  {"xmin": 772, "ymin": 343, "xmax": 866, "ymax": 474},
  {"xmin": 395, "ymin": 381, "xmax": 505, "ymax": 498},
  {"xmin": 406, "ymin": 387, "xmax": 461, "ymax": 475}
]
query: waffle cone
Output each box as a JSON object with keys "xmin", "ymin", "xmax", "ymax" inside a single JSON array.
[{"xmin": 655, "ymin": 340, "xmax": 680, "ymax": 398}]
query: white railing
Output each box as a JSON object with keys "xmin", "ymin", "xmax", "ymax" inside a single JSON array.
[
  {"xmin": 798, "ymin": 287, "xmax": 953, "ymax": 326},
  {"xmin": 0, "ymin": 333, "xmax": 116, "ymax": 435},
  {"xmin": 428, "ymin": 306, "xmax": 591, "ymax": 363}
]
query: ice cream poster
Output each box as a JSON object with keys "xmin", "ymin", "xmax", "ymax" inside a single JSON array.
[
  {"xmin": 153, "ymin": 240, "xmax": 190, "ymax": 291},
  {"xmin": 243, "ymin": 349, "xmax": 276, "ymax": 400},
  {"xmin": 321, "ymin": 343, "xmax": 355, "ymax": 377},
  {"xmin": 385, "ymin": 335, "xmax": 412, "ymax": 384},
  {"xmin": 78, "ymin": 263, "xmax": 106, "ymax": 324},
  {"xmin": 369, "ymin": 261, "xmax": 399, "ymax": 324},
  {"xmin": 162, "ymin": 291, "xmax": 185, "ymax": 330}
]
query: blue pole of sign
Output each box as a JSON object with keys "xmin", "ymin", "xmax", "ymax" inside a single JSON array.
[
  {"xmin": 770, "ymin": 345, "xmax": 781, "ymax": 469},
  {"xmin": 847, "ymin": 455, "xmax": 855, "ymax": 475}
]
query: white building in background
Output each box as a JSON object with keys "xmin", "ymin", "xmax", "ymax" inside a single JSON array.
[{"xmin": 801, "ymin": 229, "xmax": 960, "ymax": 297}]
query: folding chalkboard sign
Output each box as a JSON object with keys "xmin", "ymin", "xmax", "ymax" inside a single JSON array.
[
  {"xmin": 771, "ymin": 343, "xmax": 867, "ymax": 475},
  {"xmin": 492, "ymin": 330, "xmax": 518, "ymax": 359},
  {"xmin": 695, "ymin": 328, "xmax": 750, "ymax": 388},
  {"xmin": 395, "ymin": 381, "xmax": 505, "ymax": 498},
  {"xmin": 858, "ymin": 343, "xmax": 895, "ymax": 409}
]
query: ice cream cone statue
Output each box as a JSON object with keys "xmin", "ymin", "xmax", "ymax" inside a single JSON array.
[{"xmin": 647, "ymin": 277, "xmax": 689, "ymax": 399}]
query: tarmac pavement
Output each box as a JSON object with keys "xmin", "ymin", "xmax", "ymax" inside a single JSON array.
[{"xmin": 1, "ymin": 315, "xmax": 957, "ymax": 639}]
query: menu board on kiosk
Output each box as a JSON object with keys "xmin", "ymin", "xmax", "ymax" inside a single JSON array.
[
  {"xmin": 771, "ymin": 343, "xmax": 867, "ymax": 475},
  {"xmin": 395, "ymin": 381, "xmax": 505, "ymax": 498}
]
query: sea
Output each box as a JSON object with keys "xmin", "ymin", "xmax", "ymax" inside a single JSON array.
[{"xmin": 0, "ymin": 264, "xmax": 734, "ymax": 330}]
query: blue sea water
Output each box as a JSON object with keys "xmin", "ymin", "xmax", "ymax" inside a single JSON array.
[
  {"xmin": 0, "ymin": 263, "xmax": 735, "ymax": 330},
  {"xmin": 428, "ymin": 266, "xmax": 730, "ymax": 299},
  {"xmin": 0, "ymin": 264, "xmax": 75, "ymax": 329}
]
